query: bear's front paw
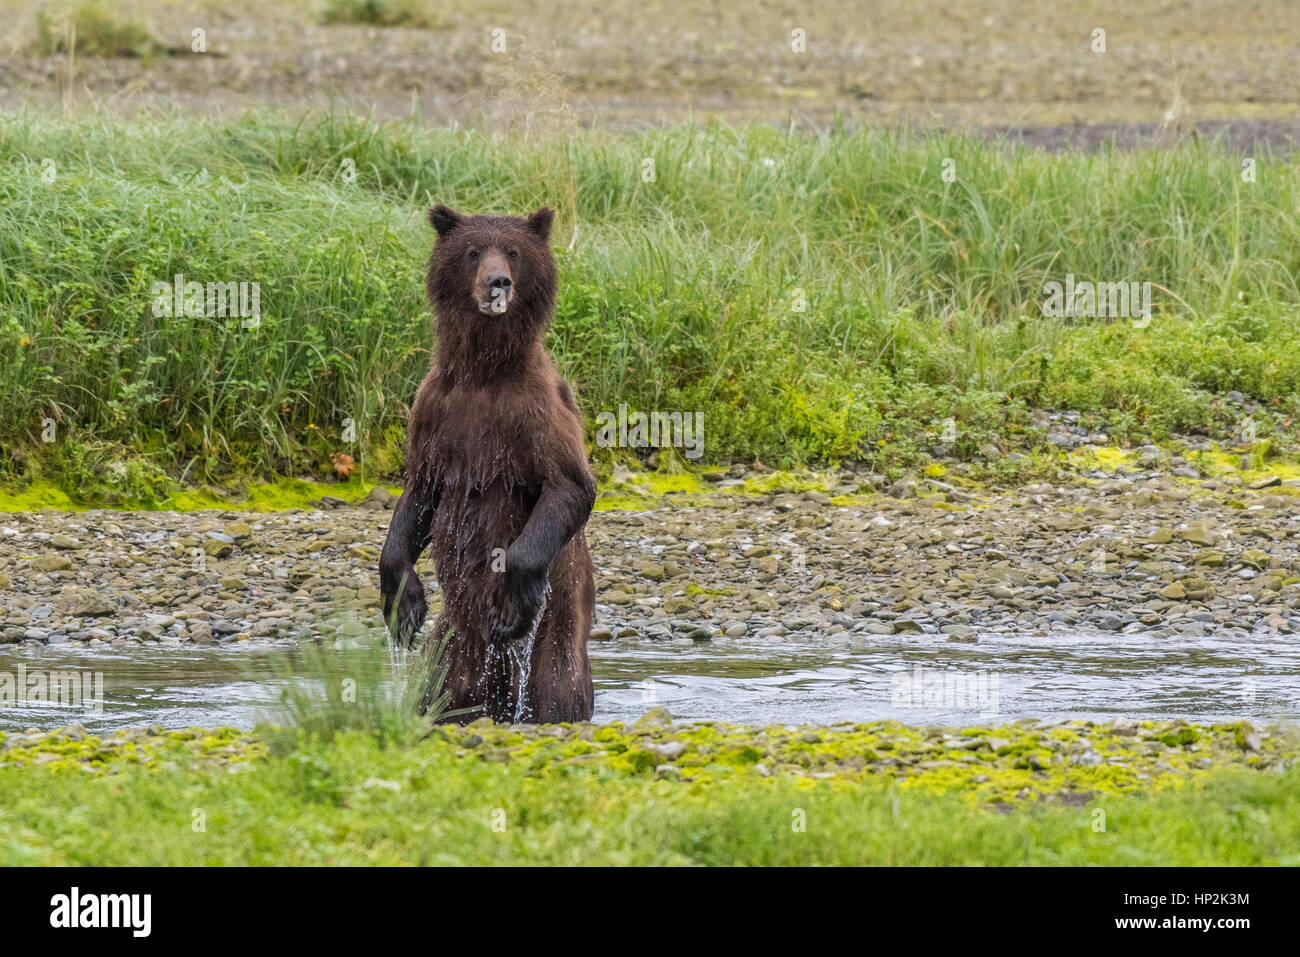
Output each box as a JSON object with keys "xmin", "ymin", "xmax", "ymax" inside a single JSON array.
[
  {"xmin": 382, "ymin": 568, "xmax": 428, "ymax": 648},
  {"xmin": 488, "ymin": 570, "xmax": 548, "ymax": 645}
]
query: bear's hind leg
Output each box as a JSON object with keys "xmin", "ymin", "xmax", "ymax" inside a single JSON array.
[{"xmin": 526, "ymin": 616, "xmax": 594, "ymax": 723}]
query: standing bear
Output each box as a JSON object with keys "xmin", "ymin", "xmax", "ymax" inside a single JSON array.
[{"xmin": 379, "ymin": 205, "xmax": 597, "ymax": 723}]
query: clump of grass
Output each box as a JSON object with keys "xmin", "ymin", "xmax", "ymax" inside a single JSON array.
[
  {"xmin": 258, "ymin": 627, "xmax": 462, "ymax": 753},
  {"xmin": 51, "ymin": 432, "xmax": 171, "ymax": 506},
  {"xmin": 317, "ymin": 0, "xmax": 445, "ymax": 28},
  {"xmin": 34, "ymin": 1, "xmax": 166, "ymax": 58}
]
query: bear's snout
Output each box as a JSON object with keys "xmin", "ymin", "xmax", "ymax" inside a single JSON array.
[{"xmin": 474, "ymin": 251, "xmax": 515, "ymax": 315}]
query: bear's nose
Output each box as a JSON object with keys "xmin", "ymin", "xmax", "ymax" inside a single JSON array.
[{"xmin": 487, "ymin": 273, "xmax": 512, "ymax": 291}]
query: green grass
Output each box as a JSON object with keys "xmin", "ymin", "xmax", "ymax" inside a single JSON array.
[
  {"xmin": 1, "ymin": 721, "xmax": 1297, "ymax": 865},
  {"xmin": 316, "ymin": 0, "xmax": 445, "ymax": 27},
  {"xmin": 1, "ymin": 109, "xmax": 1298, "ymax": 500},
  {"xmin": 259, "ymin": 634, "xmax": 466, "ymax": 752},
  {"xmin": 33, "ymin": 0, "xmax": 166, "ymax": 58}
]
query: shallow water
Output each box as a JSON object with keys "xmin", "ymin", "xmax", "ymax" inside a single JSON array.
[{"xmin": 2, "ymin": 628, "xmax": 1297, "ymax": 734}]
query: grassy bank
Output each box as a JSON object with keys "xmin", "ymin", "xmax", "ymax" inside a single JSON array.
[
  {"xmin": 1, "ymin": 718, "xmax": 1296, "ymax": 865},
  {"xmin": 2, "ymin": 110, "xmax": 1299, "ymax": 503}
]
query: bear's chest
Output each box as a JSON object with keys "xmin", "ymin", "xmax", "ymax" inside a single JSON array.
[{"xmin": 426, "ymin": 383, "xmax": 556, "ymax": 488}]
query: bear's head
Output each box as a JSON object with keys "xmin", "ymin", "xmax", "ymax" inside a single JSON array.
[{"xmin": 426, "ymin": 205, "xmax": 557, "ymax": 326}]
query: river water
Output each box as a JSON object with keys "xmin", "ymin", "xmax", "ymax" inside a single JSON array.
[{"xmin": 2, "ymin": 628, "xmax": 1297, "ymax": 733}]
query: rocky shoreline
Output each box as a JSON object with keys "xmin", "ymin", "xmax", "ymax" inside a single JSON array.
[{"xmin": 3, "ymin": 464, "xmax": 1300, "ymax": 650}]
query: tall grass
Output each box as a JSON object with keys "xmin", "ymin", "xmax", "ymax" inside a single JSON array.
[
  {"xmin": 259, "ymin": 631, "xmax": 463, "ymax": 752},
  {"xmin": 1, "ymin": 109, "xmax": 1298, "ymax": 493}
]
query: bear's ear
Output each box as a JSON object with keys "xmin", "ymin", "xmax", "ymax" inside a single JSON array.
[
  {"xmin": 429, "ymin": 205, "xmax": 462, "ymax": 237},
  {"xmin": 525, "ymin": 206, "xmax": 554, "ymax": 241}
]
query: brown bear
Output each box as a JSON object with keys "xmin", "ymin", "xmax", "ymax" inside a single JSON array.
[{"xmin": 379, "ymin": 204, "xmax": 597, "ymax": 724}]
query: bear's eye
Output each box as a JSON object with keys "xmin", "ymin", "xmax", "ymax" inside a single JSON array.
[
  {"xmin": 507, "ymin": 249, "xmax": 520, "ymax": 261},
  {"xmin": 467, "ymin": 249, "xmax": 479, "ymax": 261}
]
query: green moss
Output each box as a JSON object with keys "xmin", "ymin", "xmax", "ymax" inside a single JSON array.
[
  {"xmin": 2, "ymin": 716, "xmax": 1299, "ymax": 864},
  {"xmin": 0, "ymin": 479, "xmax": 85, "ymax": 511},
  {"xmin": 7, "ymin": 445, "xmax": 1300, "ymax": 515},
  {"xmin": 610, "ymin": 748, "xmax": 659, "ymax": 773},
  {"xmin": 1072, "ymin": 446, "xmax": 1137, "ymax": 471},
  {"xmin": 685, "ymin": 582, "xmax": 735, "ymax": 598},
  {"xmin": 1158, "ymin": 726, "xmax": 1201, "ymax": 748},
  {"xmin": 718, "ymin": 745, "xmax": 764, "ymax": 766},
  {"xmin": 0, "ymin": 477, "xmax": 399, "ymax": 513},
  {"xmin": 593, "ymin": 470, "xmax": 712, "ymax": 511},
  {"xmin": 739, "ymin": 471, "xmax": 829, "ymax": 495}
]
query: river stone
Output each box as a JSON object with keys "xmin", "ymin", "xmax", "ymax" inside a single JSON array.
[
  {"xmin": 204, "ymin": 538, "xmax": 234, "ymax": 558},
  {"xmin": 1240, "ymin": 549, "xmax": 1271, "ymax": 570},
  {"xmin": 364, "ymin": 486, "xmax": 394, "ymax": 508},
  {"xmin": 941, "ymin": 624, "xmax": 977, "ymax": 641},
  {"xmin": 62, "ymin": 590, "xmax": 114, "ymax": 617},
  {"xmin": 636, "ymin": 562, "xmax": 664, "ymax": 581},
  {"xmin": 649, "ymin": 740, "xmax": 687, "ymax": 760},
  {"xmin": 890, "ymin": 477, "xmax": 917, "ymax": 499},
  {"xmin": 1176, "ymin": 523, "xmax": 1220, "ymax": 546},
  {"xmin": 632, "ymin": 707, "xmax": 672, "ymax": 732}
]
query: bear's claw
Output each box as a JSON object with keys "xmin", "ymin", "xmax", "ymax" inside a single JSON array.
[
  {"xmin": 382, "ymin": 567, "xmax": 428, "ymax": 648},
  {"xmin": 488, "ymin": 570, "xmax": 549, "ymax": 645}
]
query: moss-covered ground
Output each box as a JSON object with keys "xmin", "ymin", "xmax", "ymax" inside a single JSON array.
[{"xmin": 2, "ymin": 716, "xmax": 1295, "ymax": 865}]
